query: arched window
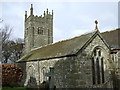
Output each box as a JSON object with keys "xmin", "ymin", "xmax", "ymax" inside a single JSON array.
[
  {"xmin": 38, "ymin": 27, "xmax": 43, "ymax": 35},
  {"xmin": 27, "ymin": 65, "xmax": 35, "ymax": 84},
  {"xmin": 92, "ymin": 57, "xmax": 95, "ymax": 84},
  {"xmin": 101, "ymin": 57, "xmax": 104, "ymax": 83},
  {"xmin": 42, "ymin": 67, "xmax": 47, "ymax": 82},
  {"xmin": 94, "ymin": 50, "xmax": 96, "ymax": 56},
  {"xmin": 96, "ymin": 58, "xmax": 100, "ymax": 84},
  {"xmin": 92, "ymin": 48, "xmax": 105, "ymax": 85},
  {"xmin": 98, "ymin": 50, "xmax": 101, "ymax": 56}
]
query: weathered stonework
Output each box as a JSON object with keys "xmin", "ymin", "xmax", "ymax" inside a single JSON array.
[
  {"xmin": 24, "ymin": 4, "xmax": 53, "ymax": 53},
  {"xmin": 75, "ymin": 35, "xmax": 112, "ymax": 88},
  {"xmin": 118, "ymin": 52, "xmax": 120, "ymax": 77},
  {"xmin": 23, "ymin": 34, "xmax": 114, "ymax": 88}
]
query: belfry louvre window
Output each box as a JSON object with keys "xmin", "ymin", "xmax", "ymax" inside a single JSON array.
[
  {"xmin": 33, "ymin": 27, "xmax": 34, "ymax": 34},
  {"xmin": 92, "ymin": 48, "xmax": 105, "ymax": 85},
  {"xmin": 38, "ymin": 27, "xmax": 43, "ymax": 35}
]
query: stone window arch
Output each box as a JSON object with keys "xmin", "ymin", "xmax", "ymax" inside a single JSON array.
[
  {"xmin": 25, "ymin": 65, "xmax": 36, "ymax": 87},
  {"xmin": 117, "ymin": 51, "xmax": 120, "ymax": 61},
  {"xmin": 92, "ymin": 47, "xmax": 105, "ymax": 85},
  {"xmin": 98, "ymin": 50, "xmax": 101, "ymax": 56},
  {"xmin": 117, "ymin": 51, "xmax": 120, "ymax": 57},
  {"xmin": 42, "ymin": 67, "xmax": 47, "ymax": 82},
  {"xmin": 28, "ymin": 65, "xmax": 35, "ymax": 78},
  {"xmin": 38, "ymin": 27, "xmax": 43, "ymax": 35}
]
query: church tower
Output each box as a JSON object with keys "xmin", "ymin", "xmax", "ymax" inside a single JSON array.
[{"xmin": 24, "ymin": 4, "xmax": 53, "ymax": 53}]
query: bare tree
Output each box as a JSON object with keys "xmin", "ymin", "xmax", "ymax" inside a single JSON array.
[
  {"xmin": 1, "ymin": 25, "xmax": 12, "ymax": 43},
  {"xmin": 0, "ymin": 19, "xmax": 3, "ymax": 63},
  {"xmin": 2, "ymin": 40, "xmax": 14, "ymax": 63},
  {"xmin": 10, "ymin": 38, "xmax": 24, "ymax": 63},
  {"xmin": 1, "ymin": 24, "xmax": 13, "ymax": 63},
  {"xmin": 0, "ymin": 21, "xmax": 24, "ymax": 63}
]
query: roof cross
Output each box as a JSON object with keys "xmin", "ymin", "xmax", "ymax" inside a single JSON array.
[{"xmin": 95, "ymin": 20, "xmax": 99, "ymax": 30}]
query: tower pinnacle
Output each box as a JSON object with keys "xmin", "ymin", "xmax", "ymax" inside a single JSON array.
[
  {"xmin": 30, "ymin": 4, "xmax": 33, "ymax": 15},
  {"xmin": 25, "ymin": 11, "xmax": 27, "ymax": 20},
  {"xmin": 52, "ymin": 10, "xmax": 53, "ymax": 15},
  {"xmin": 47, "ymin": 8, "xmax": 48, "ymax": 14},
  {"xmin": 44, "ymin": 11, "xmax": 45, "ymax": 16}
]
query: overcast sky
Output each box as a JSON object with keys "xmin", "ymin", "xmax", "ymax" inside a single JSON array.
[{"xmin": 1, "ymin": 1, "xmax": 119, "ymax": 42}]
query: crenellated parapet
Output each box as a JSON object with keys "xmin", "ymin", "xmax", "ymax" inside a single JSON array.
[{"xmin": 25, "ymin": 4, "xmax": 53, "ymax": 22}]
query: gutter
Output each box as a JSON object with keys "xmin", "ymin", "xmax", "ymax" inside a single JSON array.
[{"xmin": 17, "ymin": 54, "xmax": 77, "ymax": 63}]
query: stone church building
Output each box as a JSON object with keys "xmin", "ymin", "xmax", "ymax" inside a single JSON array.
[{"xmin": 17, "ymin": 4, "xmax": 120, "ymax": 89}]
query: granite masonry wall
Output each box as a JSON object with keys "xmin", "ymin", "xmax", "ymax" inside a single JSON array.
[{"xmin": 23, "ymin": 34, "xmax": 114, "ymax": 88}]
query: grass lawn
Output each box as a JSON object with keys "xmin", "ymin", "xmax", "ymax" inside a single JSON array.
[{"xmin": 1, "ymin": 87, "xmax": 27, "ymax": 90}]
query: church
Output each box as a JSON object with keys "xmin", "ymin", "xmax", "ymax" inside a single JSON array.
[{"xmin": 17, "ymin": 4, "xmax": 120, "ymax": 89}]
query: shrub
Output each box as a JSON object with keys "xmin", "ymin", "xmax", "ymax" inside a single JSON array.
[{"xmin": 1, "ymin": 64, "xmax": 23, "ymax": 87}]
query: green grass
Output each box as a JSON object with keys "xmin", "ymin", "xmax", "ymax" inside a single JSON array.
[{"xmin": 1, "ymin": 87, "xmax": 27, "ymax": 90}]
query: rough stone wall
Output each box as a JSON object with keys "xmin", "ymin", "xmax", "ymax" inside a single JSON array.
[
  {"xmin": 24, "ymin": 34, "xmax": 113, "ymax": 88},
  {"xmin": 24, "ymin": 16, "xmax": 34, "ymax": 53},
  {"xmin": 24, "ymin": 56, "xmax": 78, "ymax": 88},
  {"xmin": 39, "ymin": 57, "xmax": 78, "ymax": 88},
  {"xmin": 75, "ymin": 35, "xmax": 112, "ymax": 88},
  {"xmin": 117, "ymin": 51, "xmax": 120, "ymax": 78},
  {"xmin": 32, "ymin": 15, "xmax": 53, "ymax": 49},
  {"xmin": 111, "ymin": 53, "xmax": 119, "ymax": 75},
  {"xmin": 24, "ymin": 61, "xmax": 39, "ymax": 87},
  {"xmin": 113, "ymin": 51, "xmax": 120, "ymax": 89},
  {"xmin": 117, "ymin": 51, "xmax": 120, "ymax": 86},
  {"xmin": 109, "ymin": 51, "xmax": 120, "ymax": 89}
]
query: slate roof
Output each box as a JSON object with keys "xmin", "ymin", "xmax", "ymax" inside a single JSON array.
[
  {"xmin": 101, "ymin": 28, "xmax": 120, "ymax": 49},
  {"xmin": 17, "ymin": 30, "xmax": 98, "ymax": 62},
  {"xmin": 18, "ymin": 28, "xmax": 120, "ymax": 62}
]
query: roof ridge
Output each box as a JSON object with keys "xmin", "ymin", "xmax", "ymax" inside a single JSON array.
[{"xmin": 101, "ymin": 28, "xmax": 120, "ymax": 33}]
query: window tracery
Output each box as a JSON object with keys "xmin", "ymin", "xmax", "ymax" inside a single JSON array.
[{"xmin": 92, "ymin": 48, "xmax": 105, "ymax": 85}]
